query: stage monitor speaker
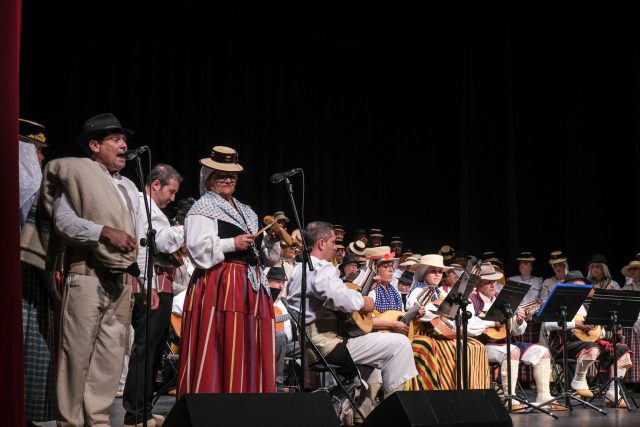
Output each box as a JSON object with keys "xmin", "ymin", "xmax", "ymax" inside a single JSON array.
[
  {"xmin": 363, "ymin": 390, "xmax": 512, "ymax": 427},
  {"xmin": 164, "ymin": 391, "xmax": 339, "ymax": 427}
]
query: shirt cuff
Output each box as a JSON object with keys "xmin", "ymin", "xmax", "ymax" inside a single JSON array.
[
  {"xmin": 90, "ymin": 224, "xmax": 105, "ymax": 243},
  {"xmin": 220, "ymin": 237, "xmax": 236, "ymax": 253}
]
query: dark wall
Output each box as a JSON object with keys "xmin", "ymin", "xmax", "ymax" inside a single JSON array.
[{"xmin": 19, "ymin": 1, "xmax": 640, "ymax": 280}]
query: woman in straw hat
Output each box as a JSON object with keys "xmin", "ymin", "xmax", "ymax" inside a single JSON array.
[
  {"xmin": 177, "ymin": 146, "xmax": 281, "ymax": 395},
  {"xmin": 403, "ymin": 255, "xmax": 490, "ymax": 391}
]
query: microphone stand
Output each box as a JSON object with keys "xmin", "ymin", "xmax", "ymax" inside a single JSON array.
[
  {"xmin": 133, "ymin": 152, "xmax": 156, "ymax": 427},
  {"xmin": 279, "ymin": 175, "xmax": 313, "ymax": 383}
]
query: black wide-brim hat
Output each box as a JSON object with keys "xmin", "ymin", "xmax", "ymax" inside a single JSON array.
[{"xmin": 76, "ymin": 113, "xmax": 133, "ymax": 147}]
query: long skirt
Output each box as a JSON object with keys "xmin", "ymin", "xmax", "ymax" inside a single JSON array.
[
  {"xmin": 621, "ymin": 327, "xmax": 640, "ymax": 383},
  {"xmin": 22, "ymin": 262, "xmax": 57, "ymax": 421},
  {"xmin": 177, "ymin": 262, "xmax": 275, "ymax": 396},
  {"xmin": 408, "ymin": 335, "xmax": 490, "ymax": 390}
]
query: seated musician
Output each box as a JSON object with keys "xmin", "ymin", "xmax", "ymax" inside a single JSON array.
[
  {"xmin": 404, "ymin": 255, "xmax": 490, "ymax": 390},
  {"xmin": 468, "ymin": 263, "xmax": 565, "ymax": 411},
  {"xmin": 542, "ymin": 270, "xmax": 633, "ymax": 408},
  {"xmin": 267, "ymin": 266, "xmax": 296, "ymax": 392},
  {"xmin": 284, "ymin": 221, "xmax": 417, "ymax": 418}
]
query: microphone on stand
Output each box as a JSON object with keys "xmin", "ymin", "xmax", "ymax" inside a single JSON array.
[
  {"xmin": 124, "ymin": 145, "xmax": 150, "ymax": 160},
  {"xmin": 270, "ymin": 168, "xmax": 302, "ymax": 184}
]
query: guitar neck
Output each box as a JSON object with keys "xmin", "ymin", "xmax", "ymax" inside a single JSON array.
[
  {"xmin": 275, "ymin": 314, "xmax": 289, "ymax": 323},
  {"xmin": 359, "ymin": 265, "xmax": 376, "ymax": 296},
  {"xmin": 401, "ymin": 304, "xmax": 420, "ymax": 325}
]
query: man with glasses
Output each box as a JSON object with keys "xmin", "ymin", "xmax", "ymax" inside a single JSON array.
[{"xmin": 40, "ymin": 113, "xmax": 141, "ymax": 426}]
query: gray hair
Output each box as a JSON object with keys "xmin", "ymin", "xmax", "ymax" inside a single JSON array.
[
  {"xmin": 148, "ymin": 163, "xmax": 182, "ymax": 187},
  {"xmin": 305, "ymin": 221, "xmax": 334, "ymax": 247}
]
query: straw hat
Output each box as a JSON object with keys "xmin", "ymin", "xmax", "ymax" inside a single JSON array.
[
  {"xmin": 347, "ymin": 241, "xmax": 366, "ymax": 256},
  {"xmin": 364, "ymin": 246, "xmax": 396, "ymax": 266},
  {"xmin": 516, "ymin": 251, "xmax": 536, "ymax": 262},
  {"xmin": 479, "ymin": 262, "xmax": 504, "ymax": 281},
  {"xmin": 419, "ymin": 254, "xmax": 452, "ymax": 270},
  {"xmin": 622, "ymin": 260, "xmax": 640, "ymax": 278},
  {"xmin": 200, "ymin": 146, "xmax": 243, "ymax": 172},
  {"xmin": 549, "ymin": 251, "xmax": 567, "ymax": 265}
]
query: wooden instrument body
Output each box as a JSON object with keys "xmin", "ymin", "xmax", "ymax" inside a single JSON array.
[
  {"xmin": 479, "ymin": 299, "xmax": 543, "ymax": 343},
  {"xmin": 341, "ymin": 268, "xmax": 375, "ymax": 337},
  {"xmin": 375, "ymin": 310, "xmax": 417, "ymax": 341},
  {"xmin": 572, "ymin": 314, "xmax": 601, "ymax": 342},
  {"xmin": 273, "ymin": 305, "xmax": 290, "ymax": 332}
]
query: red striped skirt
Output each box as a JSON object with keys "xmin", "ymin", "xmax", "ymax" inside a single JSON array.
[
  {"xmin": 177, "ymin": 262, "xmax": 275, "ymax": 396},
  {"xmin": 408, "ymin": 335, "xmax": 490, "ymax": 390}
]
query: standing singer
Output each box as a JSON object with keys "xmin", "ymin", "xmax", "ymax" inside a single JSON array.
[{"xmin": 177, "ymin": 146, "xmax": 281, "ymax": 395}]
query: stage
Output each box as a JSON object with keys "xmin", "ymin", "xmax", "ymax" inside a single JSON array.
[{"xmin": 34, "ymin": 389, "xmax": 640, "ymax": 426}]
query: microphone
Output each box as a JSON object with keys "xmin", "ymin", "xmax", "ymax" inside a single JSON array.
[
  {"xmin": 270, "ymin": 168, "xmax": 302, "ymax": 184},
  {"xmin": 124, "ymin": 146, "xmax": 149, "ymax": 160}
]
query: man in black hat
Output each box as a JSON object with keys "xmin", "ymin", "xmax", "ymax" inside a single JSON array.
[
  {"xmin": 42, "ymin": 113, "xmax": 141, "ymax": 426},
  {"xmin": 268, "ymin": 266, "xmax": 294, "ymax": 392}
]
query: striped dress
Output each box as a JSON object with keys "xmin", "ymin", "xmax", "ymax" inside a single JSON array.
[
  {"xmin": 373, "ymin": 284, "xmax": 490, "ymax": 390},
  {"xmin": 177, "ymin": 262, "xmax": 275, "ymax": 395}
]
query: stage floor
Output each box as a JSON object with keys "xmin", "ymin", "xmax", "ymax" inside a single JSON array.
[{"xmin": 36, "ymin": 389, "xmax": 640, "ymax": 426}]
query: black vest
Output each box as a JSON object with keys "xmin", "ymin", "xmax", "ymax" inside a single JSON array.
[{"xmin": 218, "ymin": 220, "xmax": 262, "ymax": 266}]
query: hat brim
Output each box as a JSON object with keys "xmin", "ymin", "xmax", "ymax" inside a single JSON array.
[
  {"xmin": 76, "ymin": 126, "xmax": 134, "ymax": 147},
  {"xmin": 622, "ymin": 264, "xmax": 640, "ymax": 277},
  {"xmin": 481, "ymin": 272, "xmax": 504, "ymax": 281},
  {"xmin": 549, "ymin": 258, "xmax": 567, "ymax": 265},
  {"xmin": 517, "ymin": 258, "xmax": 536, "ymax": 262},
  {"xmin": 200, "ymin": 157, "xmax": 244, "ymax": 172}
]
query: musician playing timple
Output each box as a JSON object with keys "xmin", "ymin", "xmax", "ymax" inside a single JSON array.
[
  {"xmin": 285, "ymin": 221, "xmax": 417, "ymax": 419},
  {"xmin": 468, "ymin": 263, "xmax": 565, "ymax": 411},
  {"xmin": 405, "ymin": 255, "xmax": 490, "ymax": 390},
  {"xmin": 177, "ymin": 146, "xmax": 281, "ymax": 396},
  {"xmin": 542, "ymin": 271, "xmax": 633, "ymax": 408}
]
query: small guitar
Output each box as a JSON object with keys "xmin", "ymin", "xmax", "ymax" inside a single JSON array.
[
  {"xmin": 481, "ymin": 299, "xmax": 543, "ymax": 342},
  {"xmin": 341, "ymin": 261, "xmax": 376, "ymax": 337},
  {"xmin": 376, "ymin": 285, "xmax": 437, "ymax": 341},
  {"xmin": 571, "ymin": 314, "xmax": 601, "ymax": 342},
  {"xmin": 273, "ymin": 305, "xmax": 291, "ymax": 332}
]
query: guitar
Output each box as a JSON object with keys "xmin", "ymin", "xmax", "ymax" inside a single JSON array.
[
  {"xmin": 273, "ymin": 305, "xmax": 291, "ymax": 332},
  {"xmin": 376, "ymin": 285, "xmax": 437, "ymax": 341},
  {"xmin": 427, "ymin": 261, "xmax": 483, "ymax": 339},
  {"xmin": 481, "ymin": 299, "xmax": 543, "ymax": 342},
  {"xmin": 341, "ymin": 261, "xmax": 376, "ymax": 337},
  {"xmin": 571, "ymin": 314, "xmax": 601, "ymax": 342}
]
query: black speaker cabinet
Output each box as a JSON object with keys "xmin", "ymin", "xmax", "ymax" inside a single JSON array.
[
  {"xmin": 364, "ymin": 390, "xmax": 513, "ymax": 427},
  {"xmin": 164, "ymin": 392, "xmax": 339, "ymax": 427}
]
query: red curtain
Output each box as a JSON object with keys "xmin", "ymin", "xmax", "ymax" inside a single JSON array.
[{"xmin": 0, "ymin": 0, "xmax": 25, "ymax": 425}]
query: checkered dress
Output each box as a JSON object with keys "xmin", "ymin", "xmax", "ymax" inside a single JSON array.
[
  {"xmin": 22, "ymin": 262, "xmax": 57, "ymax": 421},
  {"xmin": 374, "ymin": 284, "xmax": 404, "ymax": 312}
]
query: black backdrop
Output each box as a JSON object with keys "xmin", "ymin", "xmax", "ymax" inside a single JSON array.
[{"xmin": 19, "ymin": 1, "xmax": 640, "ymax": 280}]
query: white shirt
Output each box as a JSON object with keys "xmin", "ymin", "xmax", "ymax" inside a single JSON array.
[
  {"xmin": 285, "ymin": 255, "xmax": 364, "ymax": 325},
  {"xmin": 136, "ymin": 192, "xmax": 184, "ymax": 290},
  {"xmin": 53, "ymin": 162, "xmax": 139, "ymax": 244},
  {"xmin": 184, "ymin": 214, "xmax": 280, "ymax": 269},
  {"xmin": 474, "ymin": 292, "xmax": 527, "ymax": 337}
]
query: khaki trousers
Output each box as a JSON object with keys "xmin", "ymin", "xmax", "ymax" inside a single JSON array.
[{"xmin": 57, "ymin": 273, "xmax": 132, "ymax": 426}]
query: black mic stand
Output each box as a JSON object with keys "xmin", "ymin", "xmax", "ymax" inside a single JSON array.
[
  {"xmin": 453, "ymin": 292, "xmax": 471, "ymax": 389},
  {"xmin": 277, "ymin": 174, "xmax": 313, "ymax": 382},
  {"xmin": 133, "ymin": 152, "xmax": 156, "ymax": 427}
]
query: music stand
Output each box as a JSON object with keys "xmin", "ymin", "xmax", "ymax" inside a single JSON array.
[
  {"xmin": 584, "ymin": 289, "xmax": 640, "ymax": 409},
  {"xmin": 534, "ymin": 283, "xmax": 607, "ymax": 414},
  {"xmin": 482, "ymin": 281, "xmax": 556, "ymax": 417},
  {"xmin": 435, "ymin": 260, "xmax": 481, "ymax": 389}
]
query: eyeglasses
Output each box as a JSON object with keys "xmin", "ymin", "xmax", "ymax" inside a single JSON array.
[{"xmin": 213, "ymin": 173, "xmax": 238, "ymax": 181}]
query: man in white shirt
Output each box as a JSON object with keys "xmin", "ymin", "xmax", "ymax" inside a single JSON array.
[
  {"xmin": 284, "ymin": 221, "xmax": 416, "ymax": 418},
  {"xmin": 49, "ymin": 113, "xmax": 140, "ymax": 426},
  {"xmin": 123, "ymin": 164, "xmax": 184, "ymax": 427}
]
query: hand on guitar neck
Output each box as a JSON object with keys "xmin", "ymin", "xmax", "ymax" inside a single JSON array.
[{"xmin": 572, "ymin": 314, "xmax": 601, "ymax": 342}]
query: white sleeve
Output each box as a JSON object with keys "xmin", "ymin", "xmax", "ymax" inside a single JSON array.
[
  {"xmin": 260, "ymin": 232, "xmax": 281, "ymax": 267},
  {"xmin": 53, "ymin": 192, "xmax": 103, "ymax": 244},
  {"xmin": 312, "ymin": 264, "xmax": 364, "ymax": 313},
  {"xmin": 155, "ymin": 224, "xmax": 184, "ymax": 254},
  {"xmin": 184, "ymin": 215, "xmax": 235, "ymax": 269},
  {"xmin": 466, "ymin": 303, "xmax": 494, "ymax": 337},
  {"xmin": 406, "ymin": 288, "xmax": 437, "ymax": 322},
  {"xmin": 512, "ymin": 318, "xmax": 527, "ymax": 336}
]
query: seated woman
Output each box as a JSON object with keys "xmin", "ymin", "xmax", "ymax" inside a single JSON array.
[
  {"xmin": 403, "ymin": 254, "xmax": 490, "ymax": 391},
  {"xmin": 542, "ymin": 270, "xmax": 633, "ymax": 408}
]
